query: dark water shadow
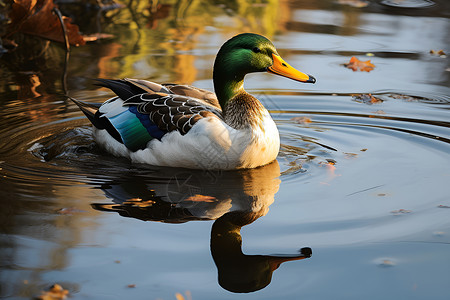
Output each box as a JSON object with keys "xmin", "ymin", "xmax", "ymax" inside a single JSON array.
[{"xmin": 90, "ymin": 161, "xmax": 312, "ymax": 293}]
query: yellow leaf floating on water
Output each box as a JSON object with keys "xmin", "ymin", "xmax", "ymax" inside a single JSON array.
[
  {"xmin": 36, "ymin": 284, "xmax": 69, "ymax": 300},
  {"xmin": 345, "ymin": 56, "xmax": 375, "ymax": 72}
]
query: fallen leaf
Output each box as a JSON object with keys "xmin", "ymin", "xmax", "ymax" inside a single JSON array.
[
  {"xmin": 430, "ymin": 49, "xmax": 446, "ymax": 57},
  {"xmin": 360, "ymin": 148, "xmax": 368, "ymax": 152},
  {"xmin": 352, "ymin": 93, "xmax": 383, "ymax": 105},
  {"xmin": 36, "ymin": 284, "xmax": 69, "ymax": 300},
  {"xmin": 326, "ymin": 159, "xmax": 336, "ymax": 165},
  {"xmin": 127, "ymin": 284, "xmax": 136, "ymax": 288},
  {"xmin": 7, "ymin": 0, "xmax": 85, "ymax": 46},
  {"xmin": 344, "ymin": 56, "xmax": 375, "ymax": 72}
]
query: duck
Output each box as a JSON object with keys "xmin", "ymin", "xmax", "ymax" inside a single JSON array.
[{"xmin": 72, "ymin": 33, "xmax": 315, "ymax": 170}]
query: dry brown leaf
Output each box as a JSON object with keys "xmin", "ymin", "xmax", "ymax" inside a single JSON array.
[
  {"xmin": 344, "ymin": 56, "xmax": 375, "ymax": 72},
  {"xmin": 8, "ymin": 0, "xmax": 85, "ymax": 46}
]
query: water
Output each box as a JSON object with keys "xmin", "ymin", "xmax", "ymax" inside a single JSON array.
[{"xmin": 1, "ymin": 0, "xmax": 450, "ymax": 299}]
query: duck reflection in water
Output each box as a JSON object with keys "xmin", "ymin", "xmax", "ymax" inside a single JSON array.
[{"xmin": 91, "ymin": 161, "xmax": 312, "ymax": 293}]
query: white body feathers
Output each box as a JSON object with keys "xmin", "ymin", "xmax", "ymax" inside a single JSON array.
[{"xmin": 94, "ymin": 98, "xmax": 280, "ymax": 170}]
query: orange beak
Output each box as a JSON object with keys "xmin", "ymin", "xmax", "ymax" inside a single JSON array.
[{"xmin": 267, "ymin": 53, "xmax": 316, "ymax": 83}]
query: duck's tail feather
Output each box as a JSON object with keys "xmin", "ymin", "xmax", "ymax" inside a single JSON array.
[
  {"xmin": 94, "ymin": 79, "xmax": 147, "ymax": 101},
  {"xmin": 68, "ymin": 96, "xmax": 124, "ymax": 144},
  {"xmin": 69, "ymin": 96, "xmax": 101, "ymax": 125}
]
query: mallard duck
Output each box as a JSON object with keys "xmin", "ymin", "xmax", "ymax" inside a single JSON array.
[{"xmin": 72, "ymin": 33, "xmax": 315, "ymax": 170}]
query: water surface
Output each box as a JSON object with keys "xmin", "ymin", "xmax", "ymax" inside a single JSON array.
[{"xmin": 1, "ymin": 0, "xmax": 449, "ymax": 299}]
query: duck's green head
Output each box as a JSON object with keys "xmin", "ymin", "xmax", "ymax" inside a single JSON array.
[{"xmin": 213, "ymin": 33, "xmax": 315, "ymax": 105}]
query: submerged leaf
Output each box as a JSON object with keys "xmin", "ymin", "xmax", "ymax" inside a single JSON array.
[{"xmin": 344, "ymin": 56, "xmax": 375, "ymax": 72}]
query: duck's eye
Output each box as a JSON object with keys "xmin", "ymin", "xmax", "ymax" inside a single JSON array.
[{"xmin": 252, "ymin": 47, "xmax": 261, "ymax": 53}]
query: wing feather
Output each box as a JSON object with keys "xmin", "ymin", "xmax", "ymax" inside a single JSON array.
[
  {"xmin": 122, "ymin": 92, "xmax": 222, "ymax": 135},
  {"xmin": 95, "ymin": 79, "xmax": 223, "ymax": 151}
]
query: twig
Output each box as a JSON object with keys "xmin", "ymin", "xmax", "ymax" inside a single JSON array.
[{"xmin": 52, "ymin": 7, "xmax": 70, "ymax": 95}]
